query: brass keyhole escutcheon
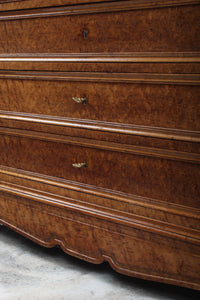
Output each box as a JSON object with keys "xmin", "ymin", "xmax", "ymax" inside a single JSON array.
[{"xmin": 83, "ymin": 30, "xmax": 88, "ymax": 39}]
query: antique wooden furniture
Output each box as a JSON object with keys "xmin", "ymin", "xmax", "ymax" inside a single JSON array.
[{"xmin": 0, "ymin": 0, "xmax": 199, "ymax": 290}]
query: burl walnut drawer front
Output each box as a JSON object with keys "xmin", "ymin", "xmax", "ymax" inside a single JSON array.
[
  {"xmin": 0, "ymin": 3, "xmax": 199, "ymax": 53},
  {"xmin": 0, "ymin": 134, "xmax": 199, "ymax": 208},
  {"xmin": 0, "ymin": 76, "xmax": 199, "ymax": 131}
]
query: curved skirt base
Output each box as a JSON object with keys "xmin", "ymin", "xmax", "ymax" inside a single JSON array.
[{"xmin": 0, "ymin": 187, "xmax": 200, "ymax": 291}]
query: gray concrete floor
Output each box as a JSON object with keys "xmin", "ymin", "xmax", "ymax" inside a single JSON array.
[{"xmin": 0, "ymin": 225, "xmax": 199, "ymax": 300}]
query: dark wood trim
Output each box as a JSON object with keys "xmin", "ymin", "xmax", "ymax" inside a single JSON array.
[
  {"xmin": 0, "ymin": 0, "xmax": 199, "ymax": 20},
  {"xmin": 0, "ymin": 0, "xmax": 25, "ymax": 2},
  {"xmin": 0, "ymin": 164, "xmax": 199, "ymax": 220},
  {"xmin": 0, "ymin": 127, "xmax": 199, "ymax": 163},
  {"xmin": 1, "ymin": 181, "xmax": 200, "ymax": 243},
  {"xmin": 0, "ymin": 70, "xmax": 199, "ymax": 85},
  {"xmin": 1, "ymin": 111, "xmax": 199, "ymax": 143},
  {"xmin": 0, "ymin": 1, "xmax": 114, "ymax": 12}
]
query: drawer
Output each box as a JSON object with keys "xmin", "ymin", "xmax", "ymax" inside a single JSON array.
[
  {"xmin": 0, "ymin": 134, "xmax": 199, "ymax": 208},
  {"xmin": 0, "ymin": 4, "xmax": 199, "ymax": 53},
  {"xmin": 0, "ymin": 76, "xmax": 199, "ymax": 131}
]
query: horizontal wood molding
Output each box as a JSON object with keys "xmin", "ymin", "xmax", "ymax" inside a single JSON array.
[
  {"xmin": 0, "ymin": 126, "xmax": 199, "ymax": 164},
  {"xmin": 0, "ymin": 166, "xmax": 200, "ymax": 244},
  {"xmin": 1, "ymin": 111, "xmax": 199, "ymax": 143},
  {"xmin": 0, "ymin": 1, "xmax": 115, "ymax": 13},
  {"xmin": 0, "ymin": 0, "xmax": 198, "ymax": 5},
  {"xmin": 0, "ymin": 0, "xmax": 106, "ymax": 4},
  {"xmin": 0, "ymin": 70, "xmax": 199, "ymax": 85},
  {"xmin": 0, "ymin": 0, "xmax": 199, "ymax": 20},
  {"xmin": 0, "ymin": 164, "xmax": 199, "ymax": 221},
  {"xmin": 0, "ymin": 0, "xmax": 199, "ymax": 13},
  {"xmin": 0, "ymin": 0, "xmax": 21, "ymax": 2},
  {"xmin": 0, "ymin": 53, "xmax": 199, "ymax": 63}
]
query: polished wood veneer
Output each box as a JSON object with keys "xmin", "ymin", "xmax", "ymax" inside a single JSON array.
[
  {"xmin": 0, "ymin": 133, "xmax": 200, "ymax": 208},
  {"xmin": 0, "ymin": 0, "xmax": 199, "ymax": 290},
  {"xmin": 0, "ymin": 72, "xmax": 199, "ymax": 130},
  {"xmin": 0, "ymin": 4, "xmax": 199, "ymax": 53}
]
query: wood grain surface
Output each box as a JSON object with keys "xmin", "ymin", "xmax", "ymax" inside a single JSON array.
[
  {"xmin": 0, "ymin": 0, "xmax": 199, "ymax": 11},
  {"xmin": 0, "ymin": 0, "xmax": 199, "ymax": 290},
  {"xmin": 0, "ymin": 72, "xmax": 199, "ymax": 131},
  {"xmin": 1, "ymin": 186, "xmax": 200, "ymax": 290},
  {"xmin": 0, "ymin": 133, "xmax": 200, "ymax": 208},
  {"xmin": 0, "ymin": 4, "xmax": 199, "ymax": 53}
]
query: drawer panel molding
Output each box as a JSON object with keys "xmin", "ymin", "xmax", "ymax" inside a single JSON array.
[
  {"xmin": 0, "ymin": 181, "xmax": 200, "ymax": 243},
  {"xmin": 0, "ymin": 0, "xmax": 199, "ymax": 20},
  {"xmin": 1, "ymin": 111, "xmax": 199, "ymax": 143},
  {"xmin": 0, "ymin": 52, "xmax": 200, "ymax": 63},
  {"xmin": 1, "ymin": 164, "xmax": 199, "ymax": 222},
  {"xmin": 0, "ymin": 70, "xmax": 199, "ymax": 84},
  {"xmin": 0, "ymin": 127, "xmax": 199, "ymax": 164}
]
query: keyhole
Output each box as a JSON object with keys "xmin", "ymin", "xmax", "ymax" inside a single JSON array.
[{"xmin": 83, "ymin": 30, "xmax": 88, "ymax": 39}]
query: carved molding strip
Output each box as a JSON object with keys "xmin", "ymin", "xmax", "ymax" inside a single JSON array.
[
  {"xmin": 0, "ymin": 0, "xmax": 198, "ymax": 5},
  {"xmin": 0, "ymin": 111, "xmax": 199, "ymax": 143},
  {"xmin": 0, "ymin": 0, "xmax": 199, "ymax": 20},
  {"xmin": 0, "ymin": 1, "xmax": 118, "ymax": 13},
  {"xmin": 0, "ymin": 181, "xmax": 200, "ymax": 244},
  {"xmin": 0, "ymin": 126, "xmax": 199, "ymax": 164},
  {"xmin": 0, "ymin": 0, "xmax": 25, "ymax": 2},
  {"xmin": 0, "ymin": 52, "xmax": 199, "ymax": 63},
  {"xmin": 0, "ymin": 70, "xmax": 199, "ymax": 85},
  {"xmin": 0, "ymin": 165, "xmax": 199, "ymax": 222}
]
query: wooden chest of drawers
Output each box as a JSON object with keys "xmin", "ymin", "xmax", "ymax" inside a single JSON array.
[{"xmin": 0, "ymin": 0, "xmax": 199, "ymax": 290}]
